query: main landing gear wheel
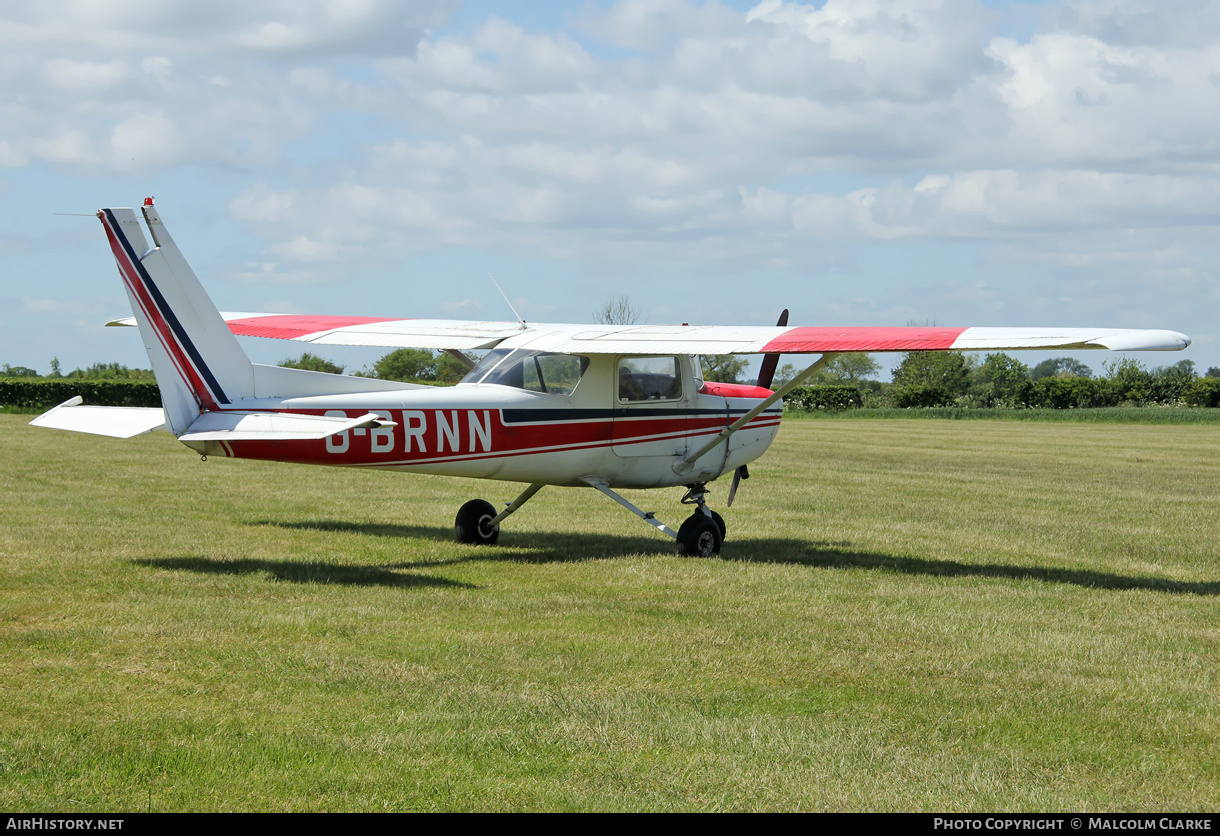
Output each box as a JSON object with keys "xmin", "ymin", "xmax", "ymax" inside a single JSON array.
[
  {"xmin": 455, "ymin": 499, "xmax": 499, "ymax": 545},
  {"xmin": 676, "ymin": 513, "xmax": 722, "ymax": 557},
  {"xmin": 709, "ymin": 510, "xmax": 726, "ymax": 542}
]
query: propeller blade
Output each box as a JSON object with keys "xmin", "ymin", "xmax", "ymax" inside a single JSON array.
[
  {"xmin": 730, "ymin": 309, "xmax": 787, "ymax": 509},
  {"xmin": 727, "ymin": 469, "xmax": 741, "ymax": 507},
  {"xmin": 726, "ymin": 464, "xmax": 749, "ymax": 507},
  {"xmin": 756, "ymin": 308, "xmax": 789, "ymax": 390}
]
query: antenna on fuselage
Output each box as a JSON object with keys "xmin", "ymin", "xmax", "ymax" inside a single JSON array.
[{"xmin": 489, "ymin": 273, "xmax": 527, "ymax": 330}]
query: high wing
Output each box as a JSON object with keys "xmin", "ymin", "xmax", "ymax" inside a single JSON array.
[{"xmin": 107, "ymin": 312, "xmax": 1191, "ymax": 355}]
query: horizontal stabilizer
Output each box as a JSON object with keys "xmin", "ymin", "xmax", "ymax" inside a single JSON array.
[
  {"xmin": 179, "ymin": 410, "xmax": 395, "ymax": 442},
  {"xmin": 29, "ymin": 397, "xmax": 167, "ymax": 438}
]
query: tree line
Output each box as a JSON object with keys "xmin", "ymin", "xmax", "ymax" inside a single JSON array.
[
  {"xmin": 0, "ymin": 353, "xmax": 473, "ymax": 409},
  {"xmin": 277, "ymin": 349, "xmax": 473, "ymax": 385},
  {"xmin": 779, "ymin": 353, "xmax": 1220, "ymax": 409},
  {"xmin": 1, "ymin": 359, "xmax": 156, "ymax": 380},
  {"xmin": 1, "ymin": 350, "xmax": 474, "ymax": 387},
  {"xmin": 5, "ymin": 350, "xmax": 1220, "ymax": 409},
  {"xmin": 13, "ymin": 292, "xmax": 1216, "ymax": 409}
]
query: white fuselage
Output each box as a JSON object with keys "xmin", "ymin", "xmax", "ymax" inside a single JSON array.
[{"xmin": 182, "ymin": 354, "xmax": 782, "ymax": 490}]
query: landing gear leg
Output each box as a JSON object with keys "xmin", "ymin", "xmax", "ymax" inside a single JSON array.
[{"xmin": 454, "ymin": 483, "xmax": 544, "ymax": 545}]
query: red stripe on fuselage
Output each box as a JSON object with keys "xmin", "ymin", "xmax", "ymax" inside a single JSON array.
[
  {"xmin": 210, "ymin": 408, "xmax": 780, "ymax": 468},
  {"xmin": 761, "ymin": 326, "xmax": 968, "ymax": 353}
]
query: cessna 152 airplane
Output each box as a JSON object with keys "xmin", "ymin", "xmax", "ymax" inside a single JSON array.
[{"xmin": 32, "ymin": 200, "xmax": 1191, "ymax": 556}]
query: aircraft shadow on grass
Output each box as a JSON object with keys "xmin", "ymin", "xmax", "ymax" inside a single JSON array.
[
  {"xmin": 249, "ymin": 519, "xmax": 671, "ymax": 567},
  {"xmin": 756, "ymin": 542, "xmax": 1220, "ymax": 597},
  {"xmin": 223, "ymin": 519, "xmax": 1218, "ymax": 596},
  {"xmin": 132, "ymin": 555, "xmax": 479, "ymax": 590}
]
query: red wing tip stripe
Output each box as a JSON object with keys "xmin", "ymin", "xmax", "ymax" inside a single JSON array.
[
  {"xmin": 226, "ymin": 315, "xmax": 404, "ymax": 340},
  {"xmin": 761, "ymin": 326, "xmax": 968, "ymax": 353}
]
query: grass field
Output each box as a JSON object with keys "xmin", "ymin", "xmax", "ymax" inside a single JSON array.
[
  {"xmin": 1, "ymin": 413, "xmax": 1216, "ymax": 811},
  {"xmin": 791, "ymin": 406, "xmax": 1220, "ymax": 424}
]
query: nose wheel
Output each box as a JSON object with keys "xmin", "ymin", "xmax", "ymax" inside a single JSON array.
[
  {"xmin": 675, "ymin": 484, "xmax": 725, "ymax": 556},
  {"xmin": 676, "ymin": 512, "xmax": 722, "ymax": 556}
]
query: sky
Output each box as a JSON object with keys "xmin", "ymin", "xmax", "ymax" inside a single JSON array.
[{"xmin": 1, "ymin": 0, "xmax": 1217, "ymax": 380}]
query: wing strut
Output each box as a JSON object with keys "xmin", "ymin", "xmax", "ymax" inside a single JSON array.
[
  {"xmin": 677, "ymin": 353, "xmax": 841, "ymax": 473},
  {"xmin": 443, "ymin": 348, "xmax": 477, "ymax": 371}
]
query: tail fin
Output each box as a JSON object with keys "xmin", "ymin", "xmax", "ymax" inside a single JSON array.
[{"xmin": 98, "ymin": 201, "xmax": 254, "ymax": 435}]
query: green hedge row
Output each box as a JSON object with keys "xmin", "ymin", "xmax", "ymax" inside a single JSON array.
[
  {"xmin": 784, "ymin": 385, "xmax": 862, "ymax": 411},
  {"xmin": 1013, "ymin": 376, "xmax": 1220, "ymax": 409},
  {"xmin": 5, "ymin": 375, "xmax": 1215, "ymax": 412},
  {"xmin": 1184, "ymin": 378, "xmax": 1220, "ymax": 408},
  {"xmin": 894, "ymin": 376, "xmax": 1220, "ymax": 409},
  {"xmin": 0, "ymin": 378, "xmax": 162, "ymax": 409}
]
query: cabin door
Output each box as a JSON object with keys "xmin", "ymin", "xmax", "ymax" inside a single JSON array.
[{"xmin": 611, "ymin": 355, "xmax": 691, "ymax": 460}]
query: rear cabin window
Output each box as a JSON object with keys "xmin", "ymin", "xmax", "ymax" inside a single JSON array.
[{"xmin": 618, "ymin": 356, "xmax": 682, "ymax": 402}]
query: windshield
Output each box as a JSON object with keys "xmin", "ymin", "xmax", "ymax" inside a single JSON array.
[{"xmin": 461, "ymin": 349, "xmax": 589, "ymax": 396}]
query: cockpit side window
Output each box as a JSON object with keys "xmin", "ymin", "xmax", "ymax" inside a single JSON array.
[
  {"xmin": 462, "ymin": 349, "xmax": 589, "ymax": 396},
  {"xmin": 618, "ymin": 356, "xmax": 682, "ymax": 402},
  {"xmin": 522, "ymin": 353, "xmax": 588, "ymax": 395}
]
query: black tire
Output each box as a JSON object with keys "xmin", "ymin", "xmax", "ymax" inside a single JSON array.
[
  {"xmin": 709, "ymin": 510, "xmax": 726, "ymax": 542},
  {"xmin": 676, "ymin": 513, "xmax": 722, "ymax": 557},
  {"xmin": 455, "ymin": 499, "xmax": 499, "ymax": 545}
]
